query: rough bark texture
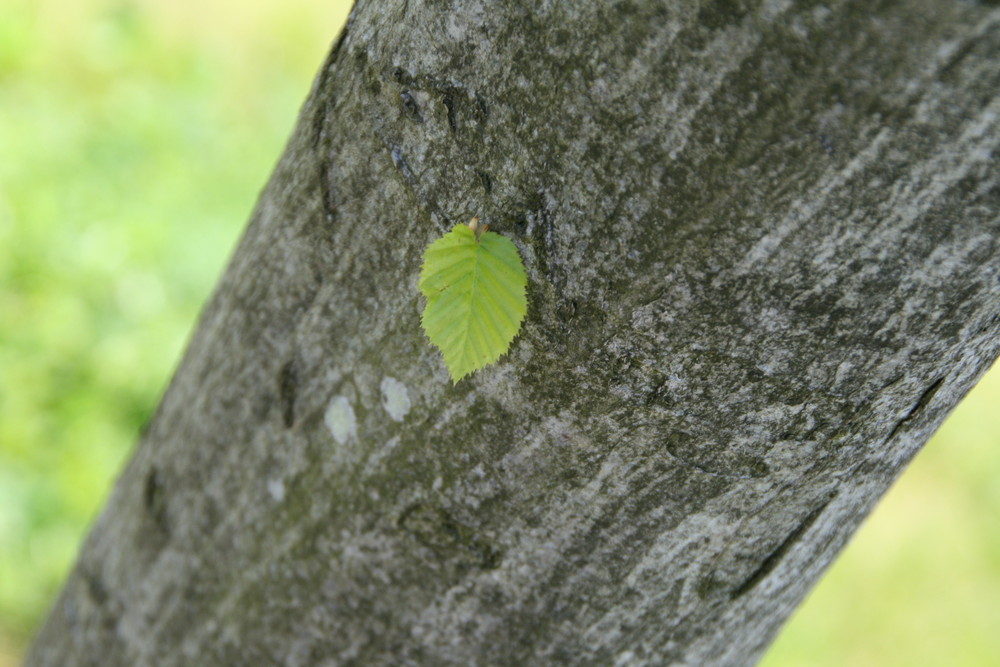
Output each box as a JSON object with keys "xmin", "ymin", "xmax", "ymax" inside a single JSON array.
[{"xmin": 29, "ymin": 0, "xmax": 999, "ymax": 665}]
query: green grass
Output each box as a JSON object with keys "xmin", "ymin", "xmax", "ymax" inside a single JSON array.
[{"xmin": 0, "ymin": 1, "xmax": 997, "ymax": 664}]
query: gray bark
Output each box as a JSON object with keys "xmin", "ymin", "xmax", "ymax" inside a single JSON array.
[{"xmin": 28, "ymin": 0, "xmax": 999, "ymax": 665}]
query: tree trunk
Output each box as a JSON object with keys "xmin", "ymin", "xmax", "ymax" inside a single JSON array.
[{"xmin": 28, "ymin": 0, "xmax": 999, "ymax": 665}]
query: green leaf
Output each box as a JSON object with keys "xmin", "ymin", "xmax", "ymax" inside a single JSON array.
[{"xmin": 419, "ymin": 222, "xmax": 528, "ymax": 382}]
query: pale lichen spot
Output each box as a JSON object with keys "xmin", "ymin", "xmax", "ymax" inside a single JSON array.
[
  {"xmin": 267, "ymin": 478, "xmax": 285, "ymax": 502},
  {"xmin": 325, "ymin": 395, "xmax": 356, "ymax": 444},
  {"xmin": 380, "ymin": 376, "xmax": 411, "ymax": 422}
]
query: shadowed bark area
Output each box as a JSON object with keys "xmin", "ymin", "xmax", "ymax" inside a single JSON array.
[{"xmin": 29, "ymin": 0, "xmax": 999, "ymax": 665}]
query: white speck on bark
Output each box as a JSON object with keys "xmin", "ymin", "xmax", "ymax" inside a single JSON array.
[
  {"xmin": 324, "ymin": 396, "xmax": 356, "ymax": 444},
  {"xmin": 266, "ymin": 479, "xmax": 285, "ymax": 502},
  {"xmin": 380, "ymin": 376, "xmax": 411, "ymax": 422}
]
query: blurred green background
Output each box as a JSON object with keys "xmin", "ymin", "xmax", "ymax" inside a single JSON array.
[{"xmin": 0, "ymin": 1, "xmax": 996, "ymax": 664}]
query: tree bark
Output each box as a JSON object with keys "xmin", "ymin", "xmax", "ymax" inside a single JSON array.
[{"xmin": 28, "ymin": 0, "xmax": 999, "ymax": 665}]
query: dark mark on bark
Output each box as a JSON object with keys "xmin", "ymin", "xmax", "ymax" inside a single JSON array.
[
  {"xmin": 939, "ymin": 37, "xmax": 978, "ymax": 76},
  {"xmin": 476, "ymin": 169, "xmax": 493, "ymax": 193},
  {"xmin": 818, "ymin": 133, "xmax": 835, "ymax": 156},
  {"xmin": 310, "ymin": 23, "xmax": 349, "ymax": 225},
  {"xmin": 143, "ymin": 467, "xmax": 170, "ymax": 535},
  {"xmin": 731, "ymin": 494, "xmax": 835, "ymax": 599},
  {"xmin": 475, "ymin": 93, "xmax": 489, "ymax": 120},
  {"xmin": 279, "ymin": 360, "xmax": 300, "ymax": 428},
  {"xmin": 443, "ymin": 91, "xmax": 458, "ymax": 133},
  {"xmin": 885, "ymin": 377, "xmax": 944, "ymax": 443},
  {"xmin": 398, "ymin": 503, "xmax": 502, "ymax": 569},
  {"xmin": 881, "ymin": 374, "xmax": 905, "ymax": 389},
  {"xmin": 660, "ymin": 431, "xmax": 763, "ymax": 480},
  {"xmin": 528, "ymin": 194, "xmax": 565, "ymax": 291},
  {"xmin": 390, "ymin": 145, "xmax": 416, "ymax": 182},
  {"xmin": 697, "ymin": 0, "xmax": 751, "ymax": 31},
  {"xmin": 511, "ymin": 210, "xmax": 530, "ymax": 235},
  {"xmin": 318, "ymin": 159, "xmax": 335, "ymax": 223},
  {"xmin": 400, "ymin": 90, "xmax": 423, "ymax": 122},
  {"xmin": 83, "ymin": 569, "xmax": 122, "ymax": 633},
  {"xmin": 84, "ymin": 569, "xmax": 108, "ymax": 605}
]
